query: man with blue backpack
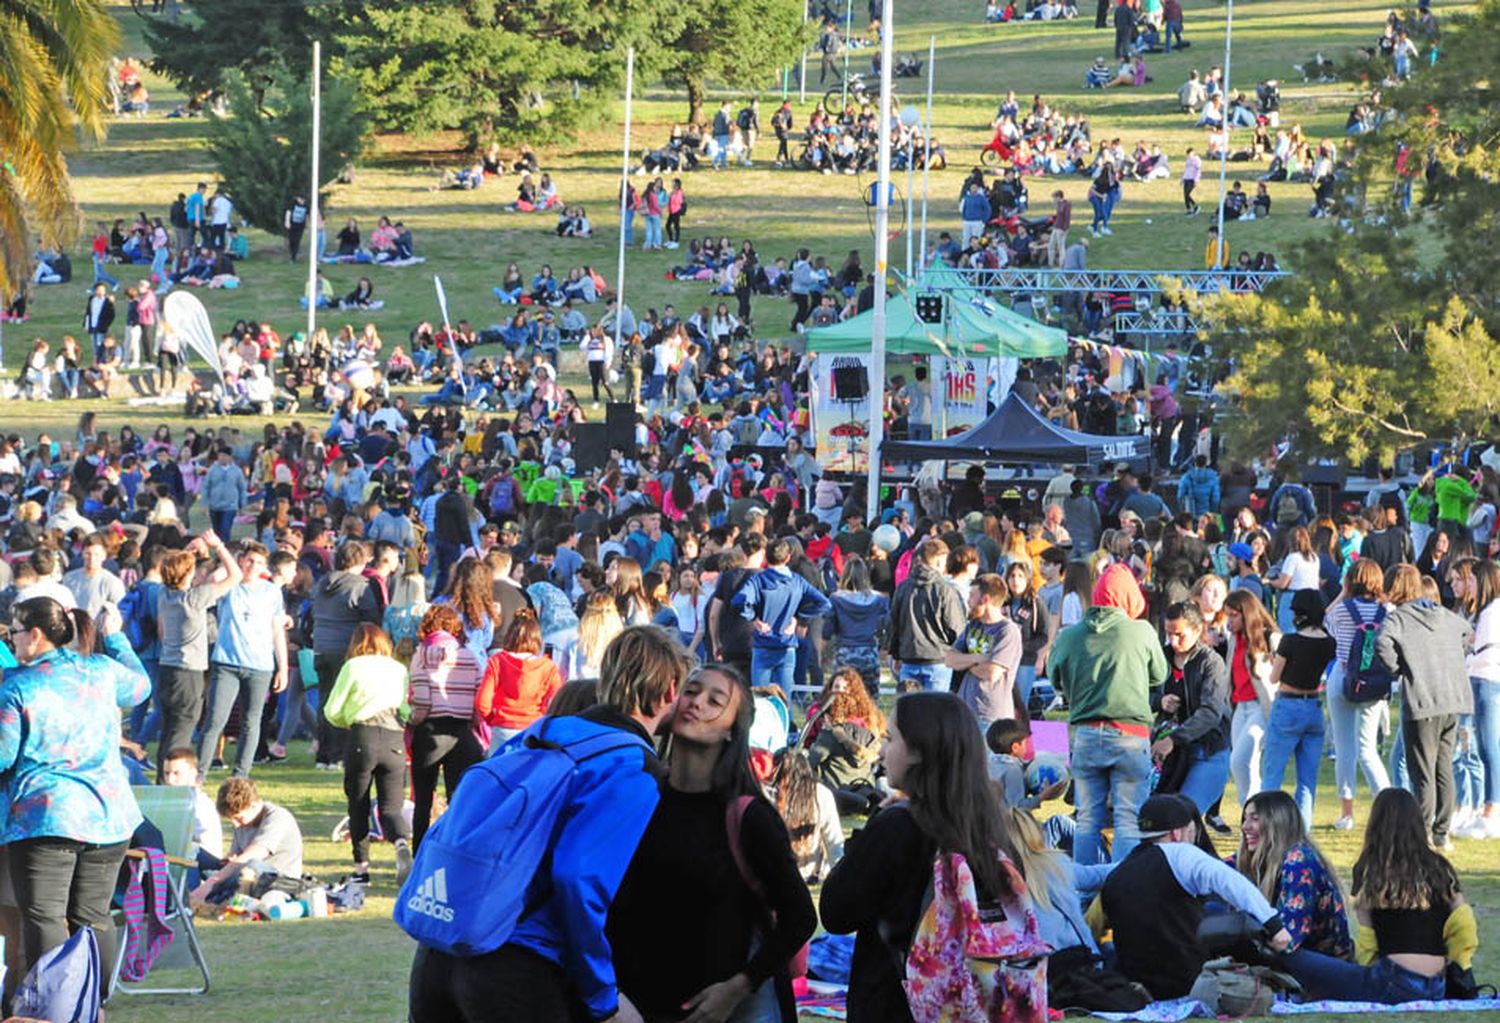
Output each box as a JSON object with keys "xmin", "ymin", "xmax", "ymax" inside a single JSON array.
[{"xmin": 403, "ymin": 625, "xmax": 694, "ymax": 1023}]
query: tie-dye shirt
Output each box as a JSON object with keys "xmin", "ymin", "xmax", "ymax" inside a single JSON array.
[{"xmin": 0, "ymin": 634, "xmax": 152, "ymax": 844}]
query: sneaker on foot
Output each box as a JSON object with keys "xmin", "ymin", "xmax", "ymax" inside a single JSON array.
[
  {"xmin": 1332, "ymin": 815, "xmax": 1356, "ymax": 831},
  {"xmin": 396, "ymin": 840, "xmax": 414, "ymax": 885},
  {"xmin": 1205, "ymin": 813, "xmax": 1232, "ymax": 836}
]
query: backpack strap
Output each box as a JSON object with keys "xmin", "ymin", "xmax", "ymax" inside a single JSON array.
[{"xmin": 724, "ymin": 795, "xmax": 764, "ymax": 902}]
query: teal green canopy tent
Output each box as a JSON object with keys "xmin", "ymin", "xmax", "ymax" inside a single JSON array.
[{"xmin": 805, "ymin": 293, "xmax": 1067, "ymax": 359}]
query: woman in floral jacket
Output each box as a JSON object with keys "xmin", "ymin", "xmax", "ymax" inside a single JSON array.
[
  {"xmin": 1235, "ymin": 790, "xmax": 1353, "ymax": 958},
  {"xmin": 0, "ymin": 597, "xmax": 151, "ymax": 990}
]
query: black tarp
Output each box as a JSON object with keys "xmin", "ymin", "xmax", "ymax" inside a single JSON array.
[{"xmin": 883, "ymin": 392, "xmax": 1151, "ymax": 466}]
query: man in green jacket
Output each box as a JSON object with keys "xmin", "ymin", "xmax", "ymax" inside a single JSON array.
[{"xmin": 1048, "ymin": 562, "xmax": 1167, "ymax": 866}]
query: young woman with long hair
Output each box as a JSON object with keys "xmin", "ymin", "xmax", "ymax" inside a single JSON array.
[
  {"xmin": 771, "ymin": 748, "xmax": 845, "ymax": 883},
  {"xmin": 1260, "ymin": 590, "xmax": 1337, "ymax": 827},
  {"xmin": 1323, "ymin": 559, "xmax": 1394, "ymax": 830},
  {"xmin": 439, "ymin": 557, "xmax": 501, "ymax": 666},
  {"xmin": 1267, "ymin": 525, "xmax": 1322, "ymax": 634},
  {"xmin": 1059, "ymin": 561, "xmax": 1094, "ymax": 628},
  {"xmin": 1004, "ymin": 560, "xmax": 1052, "ymax": 711},
  {"xmin": 1223, "ymin": 587, "xmax": 1279, "ymax": 807},
  {"xmin": 822, "ymin": 691, "xmax": 1046, "ymax": 1023},
  {"xmin": 803, "ymin": 666, "xmax": 886, "ymax": 814},
  {"xmin": 669, "ymin": 564, "xmax": 709, "ymax": 659},
  {"xmin": 323, "ymin": 623, "xmax": 412, "ymax": 884},
  {"xmin": 824, "ymin": 556, "xmax": 890, "ymax": 690},
  {"xmin": 475, "ymin": 607, "xmax": 563, "ymax": 749},
  {"xmin": 609, "ymin": 556, "xmax": 653, "ymax": 627},
  {"xmin": 1006, "ymin": 806, "xmax": 1111, "ymax": 957},
  {"xmin": 607, "ymin": 662, "xmax": 816, "ymax": 1023},
  {"xmin": 1460, "ymin": 559, "xmax": 1500, "ymax": 838},
  {"xmin": 1282, "ymin": 789, "xmax": 1476, "ymax": 1002},
  {"xmin": 1191, "ymin": 572, "xmax": 1230, "ymax": 651},
  {"xmin": 1236, "ymin": 790, "xmax": 1352, "ymax": 958},
  {"xmin": 405, "ymin": 604, "xmax": 484, "ymax": 849},
  {"xmin": 574, "ymin": 589, "xmax": 625, "ymax": 683}
]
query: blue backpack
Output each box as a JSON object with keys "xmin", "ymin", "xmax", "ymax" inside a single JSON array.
[
  {"xmin": 118, "ymin": 582, "xmax": 158, "ymax": 652},
  {"xmin": 14, "ymin": 923, "xmax": 101, "ymax": 1023},
  {"xmin": 1343, "ymin": 600, "xmax": 1397, "ymax": 703},
  {"xmin": 393, "ymin": 721, "xmax": 653, "ymax": 956}
]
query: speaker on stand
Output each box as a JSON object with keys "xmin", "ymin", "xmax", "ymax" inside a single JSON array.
[{"xmin": 605, "ymin": 402, "xmax": 637, "ymax": 458}]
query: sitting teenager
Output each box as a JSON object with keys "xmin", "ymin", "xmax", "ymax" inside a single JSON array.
[
  {"xmin": 1281, "ymin": 788, "xmax": 1477, "ymax": 1003},
  {"xmin": 1092, "ymin": 793, "xmax": 1292, "ymax": 999},
  {"xmin": 607, "ymin": 663, "xmax": 817, "ymax": 1023},
  {"xmin": 1235, "ymin": 790, "xmax": 1353, "ymax": 958},
  {"xmin": 771, "ymin": 748, "xmax": 845, "ymax": 883},
  {"xmin": 189, "ymin": 776, "xmax": 305, "ymax": 905},
  {"xmin": 802, "ymin": 666, "xmax": 886, "ymax": 814}
]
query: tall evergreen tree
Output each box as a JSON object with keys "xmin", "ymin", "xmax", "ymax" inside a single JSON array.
[{"xmin": 657, "ymin": 0, "xmax": 811, "ymax": 125}]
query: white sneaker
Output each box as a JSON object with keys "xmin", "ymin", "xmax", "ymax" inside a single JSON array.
[
  {"xmin": 1471, "ymin": 815, "xmax": 1500, "ymax": 839},
  {"xmin": 1332, "ymin": 815, "xmax": 1355, "ymax": 831},
  {"xmin": 1453, "ymin": 817, "xmax": 1487, "ymax": 839},
  {"xmin": 1452, "ymin": 806, "xmax": 1474, "ymax": 830}
]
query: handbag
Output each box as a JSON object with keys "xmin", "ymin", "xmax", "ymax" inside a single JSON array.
[{"xmin": 1189, "ymin": 957, "xmax": 1301, "ymax": 1019}]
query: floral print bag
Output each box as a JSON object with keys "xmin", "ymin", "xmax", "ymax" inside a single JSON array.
[{"xmin": 903, "ymin": 851, "xmax": 1051, "ymax": 1023}]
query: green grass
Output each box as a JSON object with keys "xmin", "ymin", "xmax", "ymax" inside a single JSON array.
[{"xmin": 12, "ymin": 2, "xmax": 1498, "ymax": 1019}]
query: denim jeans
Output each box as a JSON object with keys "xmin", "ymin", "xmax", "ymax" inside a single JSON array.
[
  {"xmin": 1260, "ymin": 695, "xmax": 1325, "ymax": 826},
  {"xmin": 1454, "ymin": 713, "xmax": 1485, "ymax": 813},
  {"xmin": 1015, "ymin": 663, "xmax": 1038, "ymax": 709},
  {"xmin": 92, "ymin": 254, "xmax": 119, "ymax": 289},
  {"xmin": 1164, "ymin": 18, "xmax": 1183, "ymax": 51},
  {"xmin": 210, "ymin": 507, "xmax": 238, "ymax": 540},
  {"xmin": 794, "ymin": 628, "xmax": 824, "ymax": 694},
  {"xmin": 898, "ymin": 661, "xmax": 952, "ymax": 692},
  {"xmin": 275, "ymin": 655, "xmax": 318, "ymax": 747},
  {"xmin": 1070, "ymin": 724, "xmax": 1151, "ymax": 865},
  {"xmin": 714, "ymin": 133, "xmax": 731, "ymax": 168},
  {"xmin": 1472, "ymin": 676, "xmax": 1500, "ymax": 805},
  {"xmin": 198, "ymin": 663, "xmax": 275, "ymax": 777},
  {"xmin": 1177, "ymin": 745, "xmax": 1230, "ymax": 814},
  {"xmin": 643, "ymin": 214, "xmax": 662, "ymax": 249},
  {"xmin": 1230, "ymin": 701, "xmax": 1267, "ymax": 805},
  {"xmin": 751, "ymin": 645, "xmax": 797, "ymax": 690},
  {"xmin": 129, "ymin": 658, "xmax": 161, "ymax": 742},
  {"xmin": 1283, "ymin": 949, "xmax": 1445, "ymax": 1004},
  {"xmin": 1327, "ymin": 678, "xmax": 1390, "ymax": 801},
  {"xmin": 623, "ymin": 207, "xmax": 636, "ymax": 246},
  {"xmin": 1389, "ymin": 715, "xmax": 1411, "ymax": 793},
  {"xmin": 1089, "ymin": 193, "xmax": 1107, "ymax": 230}
]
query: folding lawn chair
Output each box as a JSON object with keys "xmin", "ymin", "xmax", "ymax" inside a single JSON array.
[{"xmin": 111, "ymin": 785, "xmax": 212, "ymax": 997}]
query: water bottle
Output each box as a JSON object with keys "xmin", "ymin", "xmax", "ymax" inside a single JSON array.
[{"xmin": 307, "ymin": 888, "xmax": 329, "ymax": 918}]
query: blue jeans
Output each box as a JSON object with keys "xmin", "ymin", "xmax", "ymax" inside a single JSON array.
[
  {"xmin": 714, "ymin": 134, "xmax": 731, "ymax": 168},
  {"xmin": 129, "ymin": 659, "xmax": 161, "ymax": 742},
  {"xmin": 151, "ymin": 245, "xmax": 171, "ymax": 282},
  {"xmin": 1177, "ymin": 745, "xmax": 1230, "ymax": 814},
  {"xmin": 751, "ymin": 645, "xmax": 796, "ymax": 691},
  {"xmin": 623, "ymin": 207, "xmax": 635, "ymax": 246},
  {"xmin": 1103, "ymin": 187, "xmax": 1120, "ymax": 226},
  {"xmin": 1283, "ymin": 950, "xmax": 1445, "ymax": 1004},
  {"xmin": 794, "ymin": 629, "xmax": 823, "ymax": 693},
  {"xmin": 1260, "ymin": 695, "xmax": 1325, "ymax": 827},
  {"xmin": 643, "ymin": 214, "xmax": 662, "ymax": 249},
  {"xmin": 1015, "ymin": 664, "xmax": 1038, "ymax": 709},
  {"xmin": 493, "ymin": 286, "xmax": 523, "ymax": 303},
  {"xmin": 1454, "ymin": 713, "xmax": 1485, "ymax": 812},
  {"xmin": 1089, "ymin": 193, "xmax": 1106, "ymax": 230},
  {"xmin": 1473, "ymin": 676, "xmax": 1500, "ymax": 805},
  {"xmin": 210, "ymin": 507, "xmax": 237, "ymax": 540},
  {"xmin": 1070, "ymin": 724, "xmax": 1151, "ymax": 865},
  {"xmin": 1389, "ymin": 714, "xmax": 1411, "ymax": 793},
  {"xmin": 1327, "ymin": 679, "xmax": 1390, "ymax": 801},
  {"xmin": 430, "ymin": 537, "xmax": 464, "ymax": 596},
  {"xmin": 898, "ymin": 661, "xmax": 952, "ymax": 692},
  {"xmin": 198, "ymin": 663, "xmax": 274, "ymax": 777},
  {"xmin": 1164, "ymin": 18, "xmax": 1183, "ymax": 51},
  {"xmin": 92, "ymin": 255, "xmax": 119, "ymax": 289}
]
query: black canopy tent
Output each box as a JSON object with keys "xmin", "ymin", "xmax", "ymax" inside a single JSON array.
[{"xmin": 883, "ymin": 392, "xmax": 1151, "ymax": 466}]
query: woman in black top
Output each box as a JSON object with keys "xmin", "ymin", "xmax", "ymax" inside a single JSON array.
[
  {"xmin": 608, "ymin": 663, "xmax": 815, "ymax": 1023},
  {"xmin": 1152, "ymin": 601, "xmax": 1232, "ymax": 813},
  {"xmin": 1262, "ymin": 589, "xmax": 1337, "ymax": 827},
  {"xmin": 1003, "ymin": 561, "xmax": 1051, "ymax": 712},
  {"xmin": 821, "ymin": 691, "xmax": 1033, "ymax": 1023},
  {"xmin": 335, "ymin": 218, "xmax": 360, "ymax": 256}
]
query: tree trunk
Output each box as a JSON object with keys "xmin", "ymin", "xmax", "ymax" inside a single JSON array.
[{"xmin": 686, "ymin": 76, "xmax": 706, "ymax": 127}]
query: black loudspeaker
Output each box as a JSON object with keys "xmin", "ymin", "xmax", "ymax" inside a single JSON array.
[
  {"xmin": 915, "ymin": 293, "xmax": 944, "ymax": 324},
  {"xmin": 605, "ymin": 402, "xmax": 636, "ymax": 457},
  {"xmin": 831, "ymin": 362, "xmax": 869, "ymax": 401},
  {"xmin": 572, "ymin": 423, "xmax": 609, "ymax": 473}
]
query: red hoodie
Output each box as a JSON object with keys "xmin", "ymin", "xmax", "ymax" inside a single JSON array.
[
  {"xmin": 476, "ymin": 651, "xmax": 563, "ymax": 730},
  {"xmin": 1091, "ymin": 562, "xmax": 1147, "ymax": 620}
]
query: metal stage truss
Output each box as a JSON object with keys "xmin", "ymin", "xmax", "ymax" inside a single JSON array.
[{"xmin": 922, "ymin": 267, "xmax": 1290, "ymax": 295}]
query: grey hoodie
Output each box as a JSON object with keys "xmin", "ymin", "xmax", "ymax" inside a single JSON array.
[
  {"xmin": 1376, "ymin": 599, "xmax": 1474, "ymax": 721},
  {"xmin": 888, "ymin": 561, "xmax": 966, "ymax": 664}
]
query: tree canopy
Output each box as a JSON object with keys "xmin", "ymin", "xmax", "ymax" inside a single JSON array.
[
  {"xmin": 1198, "ymin": 0, "xmax": 1500, "ymax": 466},
  {"xmin": 205, "ymin": 66, "xmax": 369, "ymax": 237},
  {"xmin": 0, "ymin": 0, "xmax": 117, "ymax": 299},
  {"xmin": 657, "ymin": 0, "xmax": 810, "ymax": 125}
]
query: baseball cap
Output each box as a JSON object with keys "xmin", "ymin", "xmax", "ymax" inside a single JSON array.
[{"xmin": 1137, "ymin": 794, "xmax": 1196, "ymax": 839}]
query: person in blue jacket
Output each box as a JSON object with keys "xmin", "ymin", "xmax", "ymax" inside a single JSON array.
[
  {"xmin": 0, "ymin": 596, "xmax": 151, "ymax": 993},
  {"xmin": 408, "ymin": 625, "xmax": 693, "ymax": 1023},
  {"xmin": 1177, "ymin": 455, "xmax": 1222, "ymax": 518},
  {"xmin": 734, "ymin": 537, "xmax": 832, "ymax": 690}
]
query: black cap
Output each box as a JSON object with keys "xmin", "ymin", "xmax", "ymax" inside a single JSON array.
[{"xmin": 1137, "ymin": 794, "xmax": 1197, "ymax": 838}]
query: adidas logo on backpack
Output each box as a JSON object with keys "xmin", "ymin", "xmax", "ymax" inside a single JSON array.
[{"xmin": 405, "ymin": 868, "xmax": 455, "ymax": 923}]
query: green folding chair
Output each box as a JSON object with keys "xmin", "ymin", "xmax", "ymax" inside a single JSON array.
[{"xmin": 111, "ymin": 784, "xmax": 212, "ymax": 997}]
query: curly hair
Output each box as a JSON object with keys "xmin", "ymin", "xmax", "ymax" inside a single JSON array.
[{"xmin": 818, "ymin": 666, "xmax": 887, "ymax": 736}]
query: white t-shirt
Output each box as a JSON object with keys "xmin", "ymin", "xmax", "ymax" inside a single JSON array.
[
  {"xmin": 1277, "ymin": 551, "xmax": 1322, "ymax": 591},
  {"xmin": 1060, "ymin": 591, "xmax": 1084, "ymax": 628},
  {"xmin": 210, "ymin": 194, "xmax": 233, "ymax": 226}
]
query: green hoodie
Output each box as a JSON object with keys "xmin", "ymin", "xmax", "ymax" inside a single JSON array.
[{"xmin": 1046, "ymin": 606, "xmax": 1166, "ymax": 727}]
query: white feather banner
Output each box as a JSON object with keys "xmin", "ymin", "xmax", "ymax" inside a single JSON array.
[{"xmin": 161, "ymin": 290, "xmax": 224, "ymax": 381}]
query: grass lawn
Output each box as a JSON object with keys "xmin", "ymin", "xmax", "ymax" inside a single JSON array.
[{"xmin": 10, "ymin": 1, "xmax": 1498, "ymax": 1019}]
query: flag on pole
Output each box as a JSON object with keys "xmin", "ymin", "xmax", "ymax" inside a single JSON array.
[{"xmin": 434, "ymin": 274, "xmax": 460, "ymax": 367}]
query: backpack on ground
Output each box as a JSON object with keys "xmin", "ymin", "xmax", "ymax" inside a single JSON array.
[
  {"xmin": 901, "ymin": 852, "xmax": 1050, "ymax": 1023},
  {"xmin": 393, "ymin": 720, "xmax": 653, "ymax": 956},
  {"xmin": 1342, "ymin": 600, "xmax": 1397, "ymax": 703},
  {"xmin": 14, "ymin": 924, "xmax": 101, "ymax": 1023},
  {"xmin": 1189, "ymin": 956, "xmax": 1301, "ymax": 1017},
  {"xmin": 1274, "ymin": 487, "xmax": 1304, "ymax": 528},
  {"xmin": 1045, "ymin": 946, "xmax": 1150, "ymax": 1013}
]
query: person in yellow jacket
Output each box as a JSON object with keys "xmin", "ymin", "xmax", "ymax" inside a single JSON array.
[
  {"xmin": 1279, "ymin": 789, "xmax": 1478, "ymax": 1003},
  {"xmin": 1205, "ymin": 225, "xmax": 1229, "ymax": 269}
]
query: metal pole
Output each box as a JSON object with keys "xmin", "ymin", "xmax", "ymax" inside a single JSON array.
[
  {"xmin": 842, "ymin": 0, "xmax": 854, "ymax": 108},
  {"xmin": 905, "ymin": 136, "xmax": 915, "ymax": 278},
  {"xmin": 614, "ymin": 48, "xmax": 635, "ymax": 356},
  {"xmin": 918, "ymin": 35, "xmax": 936, "ymax": 273},
  {"xmin": 1213, "ymin": 0, "xmax": 1233, "ymax": 263},
  {"xmin": 799, "ymin": 4, "xmax": 808, "ymax": 104},
  {"xmin": 305, "ymin": 40, "xmax": 320, "ymax": 344},
  {"xmin": 866, "ymin": 0, "xmax": 894, "ymax": 526}
]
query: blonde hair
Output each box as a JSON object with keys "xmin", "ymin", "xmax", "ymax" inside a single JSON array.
[
  {"xmin": 1005, "ymin": 807, "xmax": 1071, "ymax": 912},
  {"xmin": 577, "ymin": 590, "xmax": 624, "ymax": 675},
  {"xmin": 346, "ymin": 622, "xmax": 394, "ymax": 659},
  {"xmin": 149, "ymin": 498, "xmax": 180, "ymax": 525},
  {"xmin": 597, "ymin": 625, "xmax": 694, "ymax": 718}
]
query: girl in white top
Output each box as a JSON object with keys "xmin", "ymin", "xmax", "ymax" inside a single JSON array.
[
  {"xmin": 669, "ymin": 565, "xmax": 711, "ymax": 659},
  {"xmin": 1268, "ymin": 526, "xmax": 1322, "ymax": 633}
]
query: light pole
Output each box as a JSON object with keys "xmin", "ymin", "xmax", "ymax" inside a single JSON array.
[{"xmin": 866, "ymin": 0, "xmax": 894, "ymax": 526}]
